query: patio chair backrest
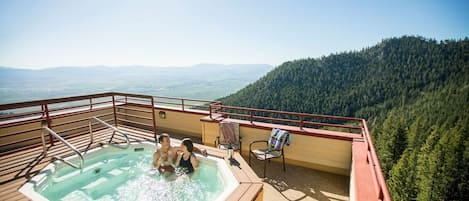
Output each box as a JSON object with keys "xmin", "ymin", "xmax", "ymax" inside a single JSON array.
[{"xmin": 219, "ymin": 121, "xmax": 240, "ymax": 145}]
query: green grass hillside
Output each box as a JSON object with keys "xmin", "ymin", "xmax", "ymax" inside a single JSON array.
[{"xmin": 219, "ymin": 36, "xmax": 469, "ymax": 200}]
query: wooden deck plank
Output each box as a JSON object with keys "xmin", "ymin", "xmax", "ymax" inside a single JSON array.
[
  {"xmin": 0, "ymin": 178, "xmax": 28, "ymax": 201},
  {"xmin": 233, "ymin": 153, "xmax": 263, "ymax": 183},
  {"xmin": 0, "ymin": 128, "xmax": 121, "ymax": 200},
  {"xmin": 229, "ymin": 156, "xmax": 251, "ymax": 183},
  {"xmin": 226, "ymin": 183, "xmax": 252, "ymax": 201},
  {"xmin": 0, "ymin": 132, "xmax": 113, "ymax": 178},
  {"xmin": 0, "ymin": 128, "xmax": 112, "ymax": 163},
  {"xmin": 1, "ymin": 139, "xmax": 102, "ymax": 171},
  {"xmin": 240, "ymin": 183, "xmax": 263, "ymax": 201},
  {"xmin": 3, "ymin": 193, "xmax": 30, "ymax": 201},
  {"xmin": 0, "ymin": 145, "xmax": 44, "ymax": 162}
]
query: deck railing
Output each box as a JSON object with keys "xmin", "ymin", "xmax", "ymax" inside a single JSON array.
[
  {"xmin": 0, "ymin": 92, "xmax": 156, "ymax": 154},
  {"xmin": 208, "ymin": 102, "xmax": 391, "ymax": 201},
  {"xmin": 0, "ymin": 92, "xmax": 390, "ymax": 201},
  {"xmin": 362, "ymin": 119, "xmax": 391, "ymax": 201},
  {"xmin": 0, "ymin": 92, "xmax": 218, "ymax": 153},
  {"xmin": 209, "ymin": 103, "xmax": 363, "ymax": 133},
  {"xmin": 153, "ymin": 95, "xmax": 220, "ymax": 111}
]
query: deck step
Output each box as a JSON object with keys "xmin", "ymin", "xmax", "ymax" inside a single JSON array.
[{"xmin": 52, "ymin": 161, "xmax": 106, "ymax": 183}]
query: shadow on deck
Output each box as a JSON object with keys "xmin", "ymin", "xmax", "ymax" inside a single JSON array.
[{"xmin": 246, "ymin": 156, "xmax": 349, "ymax": 201}]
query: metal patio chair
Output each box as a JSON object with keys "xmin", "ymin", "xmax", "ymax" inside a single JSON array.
[{"xmin": 249, "ymin": 128, "xmax": 290, "ymax": 178}]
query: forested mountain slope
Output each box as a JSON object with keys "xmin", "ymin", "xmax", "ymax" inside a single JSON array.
[{"xmin": 220, "ymin": 36, "xmax": 469, "ymax": 200}]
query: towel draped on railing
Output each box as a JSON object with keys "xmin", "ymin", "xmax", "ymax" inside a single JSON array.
[{"xmin": 218, "ymin": 121, "xmax": 241, "ymax": 149}]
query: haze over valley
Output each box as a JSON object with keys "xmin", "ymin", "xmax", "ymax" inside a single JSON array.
[{"xmin": 0, "ymin": 64, "xmax": 273, "ymax": 104}]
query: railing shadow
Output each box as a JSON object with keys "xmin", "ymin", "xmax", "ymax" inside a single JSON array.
[{"xmin": 245, "ymin": 156, "xmax": 349, "ymax": 201}]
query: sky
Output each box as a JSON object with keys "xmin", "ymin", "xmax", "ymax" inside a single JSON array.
[{"xmin": 0, "ymin": 0, "xmax": 468, "ymax": 69}]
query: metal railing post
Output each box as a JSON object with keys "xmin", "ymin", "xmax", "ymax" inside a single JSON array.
[
  {"xmin": 112, "ymin": 95, "xmax": 117, "ymax": 127},
  {"xmin": 89, "ymin": 98, "xmax": 92, "ymax": 110},
  {"xmin": 41, "ymin": 105, "xmax": 45, "ymax": 118},
  {"xmin": 181, "ymin": 99, "xmax": 185, "ymax": 111},
  {"xmin": 44, "ymin": 104, "xmax": 54, "ymax": 146},
  {"xmin": 88, "ymin": 119, "xmax": 94, "ymax": 143},
  {"xmin": 209, "ymin": 103, "xmax": 213, "ymax": 119},
  {"xmin": 91, "ymin": 116, "xmax": 130, "ymax": 149},
  {"xmin": 41, "ymin": 120, "xmax": 48, "ymax": 153},
  {"xmin": 299, "ymin": 115, "xmax": 303, "ymax": 130},
  {"xmin": 151, "ymin": 97, "xmax": 157, "ymax": 140},
  {"xmin": 42, "ymin": 126, "xmax": 84, "ymax": 169}
]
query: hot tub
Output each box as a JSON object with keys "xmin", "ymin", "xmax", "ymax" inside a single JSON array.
[{"xmin": 19, "ymin": 142, "xmax": 239, "ymax": 201}]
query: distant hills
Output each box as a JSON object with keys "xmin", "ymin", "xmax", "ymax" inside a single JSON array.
[
  {"xmin": 220, "ymin": 36, "xmax": 469, "ymax": 200},
  {"xmin": 0, "ymin": 64, "xmax": 273, "ymax": 104}
]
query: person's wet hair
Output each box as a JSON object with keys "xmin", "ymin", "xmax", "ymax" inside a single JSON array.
[
  {"xmin": 182, "ymin": 138, "xmax": 193, "ymax": 152},
  {"xmin": 158, "ymin": 133, "xmax": 170, "ymax": 143}
]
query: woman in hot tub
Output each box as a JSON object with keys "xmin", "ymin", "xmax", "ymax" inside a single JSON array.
[{"xmin": 175, "ymin": 138, "xmax": 199, "ymax": 175}]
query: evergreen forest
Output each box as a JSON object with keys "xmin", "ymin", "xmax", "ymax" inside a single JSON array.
[{"xmin": 219, "ymin": 36, "xmax": 469, "ymax": 200}]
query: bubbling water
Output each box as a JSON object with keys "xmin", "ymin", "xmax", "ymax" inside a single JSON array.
[
  {"xmin": 37, "ymin": 149, "xmax": 225, "ymax": 201},
  {"xmin": 115, "ymin": 174, "xmax": 207, "ymax": 201}
]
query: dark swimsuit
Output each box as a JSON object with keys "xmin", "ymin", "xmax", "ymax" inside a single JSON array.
[{"xmin": 179, "ymin": 153, "xmax": 194, "ymax": 173}]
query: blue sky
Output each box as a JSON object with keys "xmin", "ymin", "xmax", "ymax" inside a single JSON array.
[{"xmin": 0, "ymin": 0, "xmax": 468, "ymax": 69}]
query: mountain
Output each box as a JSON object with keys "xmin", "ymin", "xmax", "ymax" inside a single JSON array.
[
  {"xmin": 219, "ymin": 36, "xmax": 469, "ymax": 200},
  {"xmin": 0, "ymin": 64, "xmax": 273, "ymax": 104}
]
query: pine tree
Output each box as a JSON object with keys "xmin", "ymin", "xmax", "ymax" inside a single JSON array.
[
  {"xmin": 388, "ymin": 149, "xmax": 418, "ymax": 200},
  {"xmin": 416, "ymin": 126, "xmax": 442, "ymax": 200},
  {"xmin": 417, "ymin": 118, "xmax": 468, "ymax": 200},
  {"xmin": 445, "ymin": 117, "xmax": 469, "ymax": 201},
  {"xmin": 376, "ymin": 110, "xmax": 408, "ymax": 176}
]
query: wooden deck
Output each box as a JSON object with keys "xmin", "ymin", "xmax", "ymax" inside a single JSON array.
[
  {"xmin": 0, "ymin": 127, "xmax": 156, "ymax": 201},
  {"xmin": 247, "ymin": 157, "xmax": 349, "ymax": 201},
  {"xmin": 0, "ymin": 127, "xmax": 349, "ymax": 201}
]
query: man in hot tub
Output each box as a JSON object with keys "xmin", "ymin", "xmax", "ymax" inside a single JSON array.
[{"xmin": 153, "ymin": 133, "xmax": 207, "ymax": 174}]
